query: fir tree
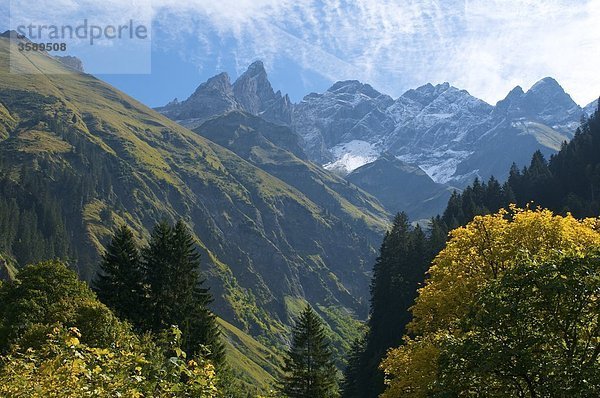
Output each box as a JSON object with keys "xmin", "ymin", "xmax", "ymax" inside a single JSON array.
[
  {"xmin": 281, "ymin": 305, "xmax": 339, "ymax": 398},
  {"xmin": 340, "ymin": 334, "xmax": 366, "ymax": 398},
  {"xmin": 343, "ymin": 214, "xmax": 436, "ymax": 398},
  {"xmin": 142, "ymin": 220, "xmax": 225, "ymax": 367},
  {"xmin": 142, "ymin": 220, "xmax": 175, "ymax": 332},
  {"xmin": 170, "ymin": 220, "xmax": 225, "ymax": 366},
  {"xmin": 93, "ymin": 225, "xmax": 145, "ymax": 328}
]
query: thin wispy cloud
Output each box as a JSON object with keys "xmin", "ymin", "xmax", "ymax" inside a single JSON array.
[
  {"xmin": 147, "ymin": 0, "xmax": 600, "ymax": 104},
  {"xmin": 3, "ymin": 0, "xmax": 599, "ymax": 104}
]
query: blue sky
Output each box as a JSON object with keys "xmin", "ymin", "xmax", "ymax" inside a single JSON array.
[{"xmin": 3, "ymin": 0, "xmax": 600, "ymax": 108}]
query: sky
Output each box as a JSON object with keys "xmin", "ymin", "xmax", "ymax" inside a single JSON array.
[{"xmin": 2, "ymin": 0, "xmax": 600, "ymax": 108}]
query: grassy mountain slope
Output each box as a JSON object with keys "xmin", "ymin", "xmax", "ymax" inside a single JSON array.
[
  {"xmin": 196, "ymin": 111, "xmax": 389, "ymax": 300},
  {"xmin": 0, "ymin": 37, "xmax": 389, "ymax": 388}
]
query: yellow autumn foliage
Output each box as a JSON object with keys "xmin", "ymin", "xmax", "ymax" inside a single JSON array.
[
  {"xmin": 380, "ymin": 207, "xmax": 600, "ymax": 398},
  {"xmin": 0, "ymin": 326, "xmax": 219, "ymax": 398}
]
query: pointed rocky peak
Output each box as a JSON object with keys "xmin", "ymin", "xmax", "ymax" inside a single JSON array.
[
  {"xmin": 520, "ymin": 77, "xmax": 580, "ymax": 122},
  {"xmin": 196, "ymin": 72, "xmax": 233, "ymax": 94},
  {"xmin": 506, "ymin": 85, "xmax": 525, "ymax": 99},
  {"xmin": 527, "ymin": 76, "xmax": 563, "ymax": 94},
  {"xmin": 233, "ymin": 60, "xmax": 279, "ymax": 115},
  {"xmin": 494, "ymin": 85, "xmax": 525, "ymax": 115},
  {"xmin": 524, "ymin": 77, "xmax": 575, "ymax": 104},
  {"xmin": 244, "ymin": 60, "xmax": 267, "ymax": 76},
  {"xmin": 155, "ymin": 71, "xmax": 239, "ymax": 126}
]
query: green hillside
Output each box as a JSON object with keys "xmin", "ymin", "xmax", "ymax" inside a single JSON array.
[{"xmin": 0, "ymin": 36, "xmax": 389, "ymax": 390}]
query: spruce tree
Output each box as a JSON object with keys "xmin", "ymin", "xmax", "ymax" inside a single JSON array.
[
  {"xmin": 170, "ymin": 220, "xmax": 225, "ymax": 366},
  {"xmin": 93, "ymin": 225, "xmax": 145, "ymax": 328},
  {"xmin": 343, "ymin": 213, "xmax": 433, "ymax": 398},
  {"xmin": 281, "ymin": 305, "xmax": 339, "ymax": 398},
  {"xmin": 341, "ymin": 334, "xmax": 366, "ymax": 398},
  {"xmin": 143, "ymin": 220, "xmax": 225, "ymax": 367},
  {"xmin": 142, "ymin": 220, "xmax": 174, "ymax": 332}
]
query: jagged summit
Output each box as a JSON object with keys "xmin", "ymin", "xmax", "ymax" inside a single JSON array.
[
  {"xmin": 492, "ymin": 77, "xmax": 580, "ymax": 124},
  {"xmin": 157, "ymin": 65, "xmax": 589, "ymax": 194},
  {"xmin": 401, "ymin": 82, "xmax": 464, "ymax": 106},
  {"xmin": 327, "ymin": 80, "xmax": 383, "ymax": 99},
  {"xmin": 155, "ymin": 71, "xmax": 238, "ymax": 126},
  {"xmin": 233, "ymin": 60, "xmax": 278, "ymax": 115},
  {"xmin": 157, "ymin": 60, "xmax": 293, "ymax": 127},
  {"xmin": 244, "ymin": 60, "xmax": 266, "ymax": 75}
]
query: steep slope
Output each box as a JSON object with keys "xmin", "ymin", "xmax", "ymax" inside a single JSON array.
[
  {"xmin": 346, "ymin": 153, "xmax": 455, "ymax": 220},
  {"xmin": 195, "ymin": 111, "xmax": 388, "ymax": 246},
  {"xmin": 0, "ymin": 253, "xmax": 17, "ymax": 281},
  {"xmin": 585, "ymin": 99, "xmax": 599, "ymax": 117},
  {"xmin": 0, "ymin": 36, "xmax": 389, "ymax": 386},
  {"xmin": 196, "ymin": 110, "xmax": 306, "ymax": 160}
]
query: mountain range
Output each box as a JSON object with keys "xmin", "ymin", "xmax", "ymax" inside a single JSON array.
[{"xmin": 158, "ymin": 61, "xmax": 596, "ymax": 218}]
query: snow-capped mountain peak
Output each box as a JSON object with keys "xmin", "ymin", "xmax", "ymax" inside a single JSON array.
[{"xmin": 293, "ymin": 77, "xmax": 586, "ymax": 188}]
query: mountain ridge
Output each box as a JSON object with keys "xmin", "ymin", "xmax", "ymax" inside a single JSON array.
[{"xmin": 159, "ymin": 63, "xmax": 586, "ymax": 193}]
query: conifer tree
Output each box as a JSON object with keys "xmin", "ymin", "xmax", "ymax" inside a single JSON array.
[
  {"xmin": 341, "ymin": 334, "xmax": 366, "ymax": 398},
  {"xmin": 142, "ymin": 220, "xmax": 225, "ymax": 367},
  {"xmin": 170, "ymin": 220, "xmax": 225, "ymax": 365},
  {"xmin": 93, "ymin": 225, "xmax": 144, "ymax": 328},
  {"xmin": 142, "ymin": 220, "xmax": 174, "ymax": 332},
  {"xmin": 281, "ymin": 305, "xmax": 339, "ymax": 398},
  {"xmin": 343, "ymin": 213, "xmax": 434, "ymax": 398}
]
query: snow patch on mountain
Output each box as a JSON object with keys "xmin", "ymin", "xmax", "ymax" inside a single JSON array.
[
  {"xmin": 397, "ymin": 149, "xmax": 474, "ymax": 183},
  {"xmin": 323, "ymin": 140, "xmax": 380, "ymax": 174}
]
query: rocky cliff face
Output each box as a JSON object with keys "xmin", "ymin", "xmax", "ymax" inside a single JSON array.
[
  {"xmin": 156, "ymin": 72, "xmax": 240, "ymax": 128},
  {"xmin": 292, "ymin": 77, "xmax": 586, "ymax": 187},
  {"xmin": 54, "ymin": 56, "xmax": 84, "ymax": 73},
  {"xmin": 291, "ymin": 81, "xmax": 395, "ymax": 165},
  {"xmin": 156, "ymin": 61, "xmax": 293, "ymax": 128}
]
